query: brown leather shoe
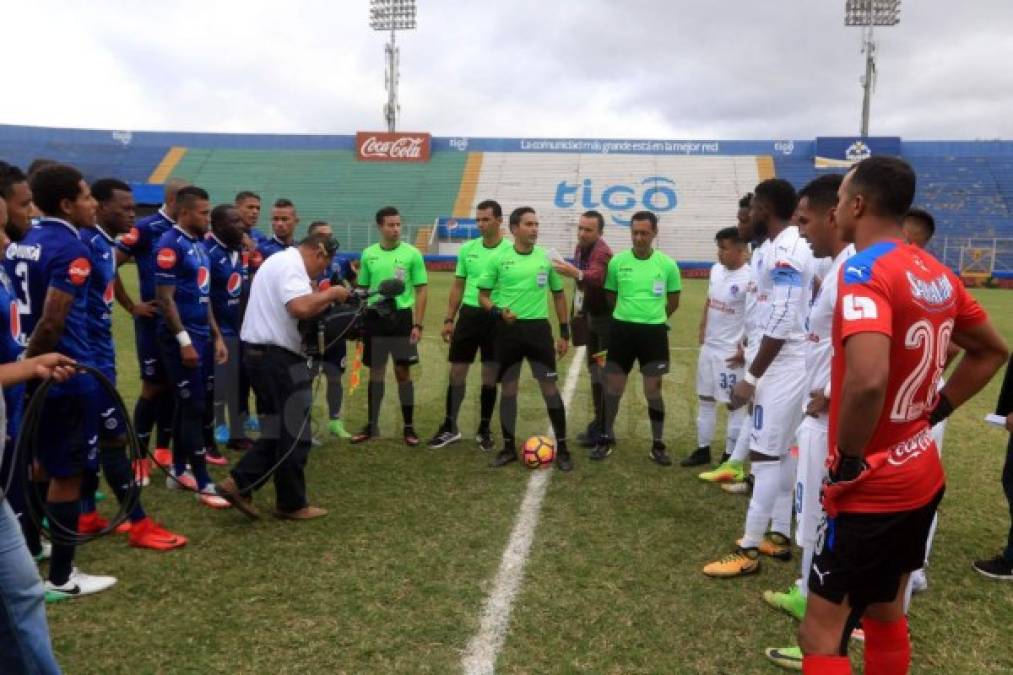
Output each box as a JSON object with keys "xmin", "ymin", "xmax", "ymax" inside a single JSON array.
[
  {"xmin": 215, "ymin": 478, "xmax": 260, "ymax": 520},
  {"xmin": 274, "ymin": 505, "xmax": 328, "ymax": 521}
]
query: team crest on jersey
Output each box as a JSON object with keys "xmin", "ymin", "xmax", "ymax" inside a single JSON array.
[
  {"xmin": 68, "ymin": 257, "xmax": 92, "ymax": 286},
  {"xmin": 226, "ymin": 271, "xmax": 242, "ymax": 297},
  {"xmin": 250, "ymin": 250, "xmax": 263, "ymax": 268},
  {"xmin": 906, "ymin": 271, "xmax": 953, "ymax": 307},
  {"xmin": 729, "ymin": 284, "xmax": 740, "ymax": 295},
  {"xmin": 157, "ymin": 248, "xmax": 177, "ymax": 269},
  {"xmin": 120, "ymin": 227, "xmax": 140, "ymax": 246},
  {"xmin": 197, "ymin": 267, "xmax": 210, "ymax": 294}
]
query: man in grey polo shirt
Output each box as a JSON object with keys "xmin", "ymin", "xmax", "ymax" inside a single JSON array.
[{"xmin": 217, "ymin": 233, "xmax": 349, "ymax": 521}]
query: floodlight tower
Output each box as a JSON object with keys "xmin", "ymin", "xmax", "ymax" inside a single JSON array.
[
  {"xmin": 845, "ymin": 0, "xmax": 901, "ymax": 137},
  {"xmin": 369, "ymin": 0, "xmax": 417, "ymax": 133}
]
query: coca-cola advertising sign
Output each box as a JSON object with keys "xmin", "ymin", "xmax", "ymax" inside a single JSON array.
[{"xmin": 356, "ymin": 132, "xmax": 432, "ymax": 162}]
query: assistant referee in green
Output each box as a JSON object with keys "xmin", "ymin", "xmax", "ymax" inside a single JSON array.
[
  {"xmin": 593, "ymin": 210, "xmax": 681, "ymax": 466},
  {"xmin": 478, "ymin": 206, "xmax": 573, "ymax": 471}
]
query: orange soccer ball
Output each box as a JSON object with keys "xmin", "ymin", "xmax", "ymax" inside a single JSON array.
[{"xmin": 521, "ymin": 436, "xmax": 555, "ymax": 469}]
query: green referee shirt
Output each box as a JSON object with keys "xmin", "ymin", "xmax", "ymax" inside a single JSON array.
[
  {"xmin": 478, "ymin": 244, "xmax": 563, "ymax": 320},
  {"xmin": 605, "ymin": 249, "xmax": 682, "ymax": 324},
  {"xmin": 357, "ymin": 241, "xmax": 428, "ymax": 310},
  {"xmin": 455, "ymin": 237, "xmax": 512, "ymax": 307}
]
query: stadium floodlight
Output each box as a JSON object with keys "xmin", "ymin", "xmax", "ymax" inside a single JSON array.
[
  {"xmin": 369, "ymin": 0, "xmax": 417, "ymax": 133},
  {"xmin": 844, "ymin": 0, "xmax": 901, "ymax": 137}
]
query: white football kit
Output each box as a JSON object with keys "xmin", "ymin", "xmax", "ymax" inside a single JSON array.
[
  {"xmin": 795, "ymin": 244, "xmax": 854, "ymax": 548},
  {"xmin": 696, "ymin": 263, "xmax": 752, "ymax": 403},
  {"xmin": 749, "ymin": 225, "xmax": 814, "ymax": 458}
]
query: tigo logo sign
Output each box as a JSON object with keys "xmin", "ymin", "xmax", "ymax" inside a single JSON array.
[{"xmin": 554, "ymin": 176, "xmax": 678, "ymax": 226}]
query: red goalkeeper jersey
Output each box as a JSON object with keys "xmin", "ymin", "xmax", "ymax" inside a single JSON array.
[{"xmin": 827, "ymin": 238, "xmax": 986, "ymax": 513}]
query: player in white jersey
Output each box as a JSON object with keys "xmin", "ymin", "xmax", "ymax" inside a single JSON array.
[
  {"xmin": 699, "ymin": 193, "xmax": 766, "ymax": 484},
  {"xmin": 683, "ymin": 228, "xmax": 751, "ymax": 467},
  {"xmin": 760, "ymin": 174, "xmax": 849, "ymax": 670},
  {"xmin": 705, "ymin": 178, "xmax": 815, "ymax": 578},
  {"xmin": 902, "ymin": 207, "xmax": 951, "ymax": 602}
]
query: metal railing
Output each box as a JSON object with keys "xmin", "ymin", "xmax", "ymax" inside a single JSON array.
[{"xmin": 935, "ymin": 237, "xmax": 1013, "ymax": 275}]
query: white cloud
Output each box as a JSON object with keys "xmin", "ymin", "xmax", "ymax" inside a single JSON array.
[{"xmin": 3, "ymin": 0, "xmax": 1012, "ymax": 139}]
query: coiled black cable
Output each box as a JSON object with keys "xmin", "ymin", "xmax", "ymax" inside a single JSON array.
[{"xmin": 11, "ymin": 364, "xmax": 142, "ymax": 545}]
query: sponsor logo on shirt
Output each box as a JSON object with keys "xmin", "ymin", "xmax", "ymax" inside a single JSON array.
[
  {"xmin": 906, "ymin": 271, "xmax": 953, "ymax": 307},
  {"xmin": 119, "ymin": 227, "xmax": 139, "ymax": 246},
  {"xmin": 6, "ymin": 243, "xmax": 41, "ymax": 261},
  {"xmin": 886, "ymin": 427, "xmax": 933, "ymax": 467},
  {"xmin": 157, "ymin": 248, "xmax": 177, "ymax": 269},
  {"xmin": 841, "ymin": 293, "xmax": 878, "ymax": 321},
  {"xmin": 103, "ymin": 280, "xmax": 115, "ymax": 308},
  {"xmin": 197, "ymin": 267, "xmax": 210, "ymax": 294},
  {"xmin": 9, "ymin": 300, "xmax": 20, "ymax": 340},
  {"xmin": 226, "ymin": 271, "xmax": 242, "ymax": 297},
  {"xmin": 68, "ymin": 257, "xmax": 92, "ymax": 286}
]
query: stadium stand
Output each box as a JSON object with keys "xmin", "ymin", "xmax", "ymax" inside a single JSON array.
[{"xmin": 2, "ymin": 124, "xmax": 1013, "ymax": 276}]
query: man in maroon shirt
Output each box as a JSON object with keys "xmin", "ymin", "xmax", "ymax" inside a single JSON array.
[{"xmin": 553, "ymin": 210, "xmax": 613, "ymax": 448}]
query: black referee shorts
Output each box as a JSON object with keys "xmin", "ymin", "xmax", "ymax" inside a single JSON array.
[
  {"xmin": 495, "ymin": 319, "xmax": 558, "ymax": 382},
  {"xmin": 586, "ymin": 312, "xmax": 611, "ymax": 367},
  {"xmin": 449, "ymin": 305, "xmax": 497, "ymax": 364},
  {"xmin": 606, "ymin": 319, "xmax": 669, "ymax": 375},
  {"xmin": 363, "ymin": 307, "xmax": 419, "ymax": 368},
  {"xmin": 809, "ymin": 487, "xmax": 944, "ymax": 610}
]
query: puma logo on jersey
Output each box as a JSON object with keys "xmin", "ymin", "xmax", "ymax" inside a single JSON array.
[
  {"xmin": 812, "ymin": 564, "xmax": 830, "ymax": 585},
  {"xmin": 841, "ymin": 294, "xmax": 878, "ymax": 321}
]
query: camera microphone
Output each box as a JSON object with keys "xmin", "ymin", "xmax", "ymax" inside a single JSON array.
[{"xmin": 377, "ymin": 278, "xmax": 405, "ymax": 298}]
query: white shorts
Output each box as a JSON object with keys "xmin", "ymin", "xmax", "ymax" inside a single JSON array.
[
  {"xmin": 795, "ymin": 417, "xmax": 828, "ymax": 547},
  {"xmin": 749, "ymin": 355, "xmax": 807, "ymax": 458},
  {"xmin": 931, "ymin": 418, "xmax": 946, "ymax": 458},
  {"xmin": 695, "ymin": 344, "xmax": 743, "ymax": 403}
]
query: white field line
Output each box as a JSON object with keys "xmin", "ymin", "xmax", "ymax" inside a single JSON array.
[{"xmin": 460, "ymin": 345, "xmax": 586, "ymax": 675}]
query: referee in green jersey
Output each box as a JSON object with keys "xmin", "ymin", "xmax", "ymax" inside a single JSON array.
[
  {"xmin": 428, "ymin": 200, "xmax": 511, "ymax": 450},
  {"xmin": 594, "ymin": 211, "xmax": 681, "ymax": 466},
  {"xmin": 350, "ymin": 206, "xmax": 428, "ymax": 446},
  {"xmin": 478, "ymin": 207, "xmax": 574, "ymax": 471}
]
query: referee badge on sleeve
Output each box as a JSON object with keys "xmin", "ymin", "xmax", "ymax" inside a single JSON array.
[
  {"xmin": 653, "ymin": 279, "xmax": 665, "ymax": 296},
  {"xmin": 537, "ymin": 271, "xmax": 547, "ymax": 287}
]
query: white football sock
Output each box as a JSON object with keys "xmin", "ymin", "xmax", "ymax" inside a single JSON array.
[
  {"xmin": 742, "ymin": 459, "xmax": 779, "ymax": 549},
  {"xmin": 696, "ymin": 398, "xmax": 717, "ymax": 449},
  {"xmin": 725, "ymin": 406, "xmax": 747, "ymax": 457}
]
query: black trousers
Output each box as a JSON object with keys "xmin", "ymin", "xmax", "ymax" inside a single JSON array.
[
  {"xmin": 1003, "ymin": 433, "xmax": 1013, "ymax": 562},
  {"xmin": 231, "ymin": 344, "xmax": 313, "ymax": 513}
]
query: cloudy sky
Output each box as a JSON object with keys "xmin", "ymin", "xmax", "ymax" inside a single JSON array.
[{"xmin": 3, "ymin": 0, "xmax": 1010, "ymax": 139}]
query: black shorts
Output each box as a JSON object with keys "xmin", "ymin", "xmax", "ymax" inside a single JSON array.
[
  {"xmin": 363, "ymin": 307, "xmax": 419, "ymax": 368},
  {"xmin": 585, "ymin": 313, "xmax": 611, "ymax": 366},
  {"xmin": 606, "ymin": 319, "xmax": 670, "ymax": 375},
  {"xmin": 449, "ymin": 305, "xmax": 497, "ymax": 364},
  {"xmin": 809, "ymin": 488, "xmax": 944, "ymax": 610},
  {"xmin": 495, "ymin": 319, "xmax": 558, "ymax": 382}
]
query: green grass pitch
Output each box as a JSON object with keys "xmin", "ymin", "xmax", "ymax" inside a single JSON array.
[{"xmin": 44, "ymin": 268, "xmax": 1013, "ymax": 674}]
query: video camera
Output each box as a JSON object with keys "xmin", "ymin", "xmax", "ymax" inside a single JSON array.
[{"xmin": 299, "ymin": 278, "xmax": 405, "ymax": 359}]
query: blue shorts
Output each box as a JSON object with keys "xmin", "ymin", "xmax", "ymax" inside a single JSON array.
[
  {"xmin": 33, "ymin": 385, "xmax": 98, "ymax": 479},
  {"xmin": 135, "ymin": 316, "xmax": 167, "ymax": 384},
  {"xmin": 92, "ymin": 367, "xmax": 127, "ymax": 441},
  {"xmin": 159, "ymin": 330, "xmax": 214, "ymax": 405},
  {"xmin": 4, "ymin": 384, "xmax": 24, "ymax": 447}
]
